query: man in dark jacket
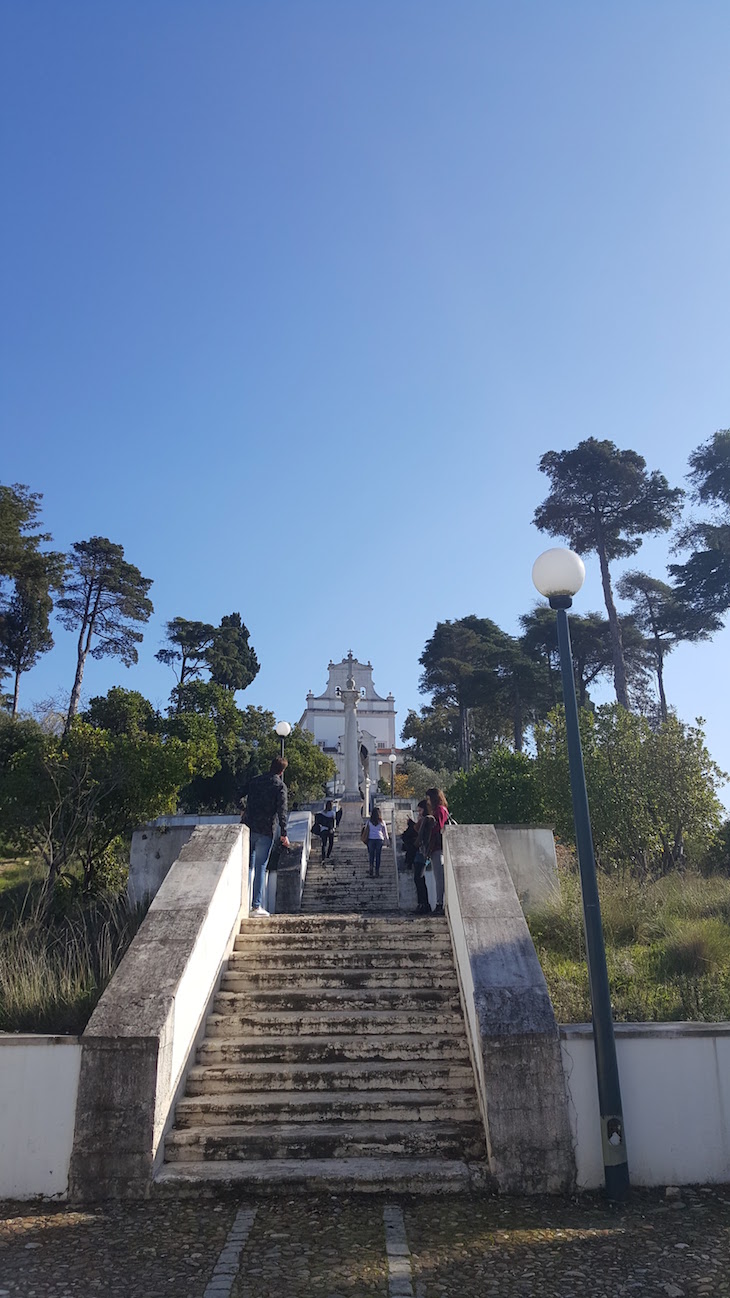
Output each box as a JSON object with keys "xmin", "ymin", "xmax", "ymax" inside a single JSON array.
[{"xmin": 242, "ymin": 757, "xmax": 290, "ymax": 917}]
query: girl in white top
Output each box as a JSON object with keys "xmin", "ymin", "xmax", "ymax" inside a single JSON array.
[{"xmin": 366, "ymin": 806, "xmax": 389, "ymax": 878}]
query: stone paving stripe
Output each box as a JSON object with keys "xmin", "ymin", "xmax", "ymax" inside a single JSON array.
[
  {"xmin": 383, "ymin": 1204, "xmax": 414, "ymax": 1298},
  {"xmin": 203, "ymin": 1206, "xmax": 257, "ymax": 1298}
]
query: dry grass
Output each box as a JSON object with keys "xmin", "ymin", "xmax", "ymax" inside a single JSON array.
[
  {"xmin": 0, "ymin": 889, "xmax": 147, "ymax": 1034},
  {"xmin": 527, "ymin": 866, "xmax": 730, "ymax": 1023}
]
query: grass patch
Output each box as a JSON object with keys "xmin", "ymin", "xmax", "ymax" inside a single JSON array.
[
  {"xmin": 0, "ymin": 890, "xmax": 148, "ymax": 1034},
  {"xmin": 527, "ymin": 867, "xmax": 730, "ymax": 1023}
]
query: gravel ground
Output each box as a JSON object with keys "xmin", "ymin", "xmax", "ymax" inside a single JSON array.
[{"xmin": 1, "ymin": 1187, "xmax": 728, "ymax": 1298}]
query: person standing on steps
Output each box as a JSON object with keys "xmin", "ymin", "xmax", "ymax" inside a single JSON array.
[
  {"xmin": 425, "ymin": 787, "xmax": 449, "ymax": 916},
  {"xmin": 400, "ymin": 815, "xmax": 419, "ymax": 871},
  {"xmin": 319, "ymin": 799, "xmax": 336, "ymax": 861},
  {"xmin": 366, "ymin": 805, "xmax": 389, "ymax": 878},
  {"xmin": 413, "ymin": 798, "xmax": 434, "ymax": 915},
  {"xmin": 241, "ymin": 757, "xmax": 290, "ymax": 917}
]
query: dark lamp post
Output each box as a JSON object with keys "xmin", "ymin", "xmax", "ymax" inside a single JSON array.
[
  {"xmin": 532, "ymin": 547, "xmax": 630, "ymax": 1202},
  {"xmin": 275, "ymin": 719, "xmax": 291, "ymax": 758},
  {"xmin": 388, "ymin": 752, "xmax": 397, "ymax": 798}
]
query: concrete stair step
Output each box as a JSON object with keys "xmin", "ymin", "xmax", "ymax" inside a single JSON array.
[
  {"xmin": 227, "ymin": 949, "xmax": 452, "ymax": 971},
  {"xmin": 234, "ymin": 932, "xmax": 451, "ymax": 952},
  {"xmin": 174, "ymin": 1089, "xmax": 480, "ymax": 1126},
  {"xmin": 205, "ymin": 1010, "xmax": 463, "ymax": 1037},
  {"xmin": 197, "ymin": 1033, "xmax": 471, "ymax": 1064},
  {"xmin": 220, "ymin": 969, "xmax": 458, "ymax": 991},
  {"xmin": 249, "ymin": 916, "xmax": 424, "ymax": 932},
  {"xmin": 186, "ymin": 1060, "xmax": 475, "ymax": 1094},
  {"xmin": 212, "ymin": 989, "xmax": 461, "ymax": 1013},
  {"xmin": 155, "ymin": 1156, "xmax": 489, "ymax": 1194},
  {"xmin": 164, "ymin": 1119, "xmax": 486, "ymax": 1162}
]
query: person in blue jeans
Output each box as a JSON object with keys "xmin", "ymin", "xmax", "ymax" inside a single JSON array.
[
  {"xmin": 366, "ymin": 806, "xmax": 389, "ymax": 877},
  {"xmin": 241, "ymin": 757, "xmax": 290, "ymax": 916}
]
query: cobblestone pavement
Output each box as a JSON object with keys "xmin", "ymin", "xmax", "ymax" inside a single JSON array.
[{"xmin": 1, "ymin": 1187, "xmax": 728, "ymax": 1298}]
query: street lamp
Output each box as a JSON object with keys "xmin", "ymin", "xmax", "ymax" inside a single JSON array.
[
  {"xmin": 388, "ymin": 752, "xmax": 397, "ymax": 798},
  {"xmin": 532, "ymin": 547, "xmax": 630, "ymax": 1202},
  {"xmin": 275, "ymin": 719, "xmax": 291, "ymax": 758}
]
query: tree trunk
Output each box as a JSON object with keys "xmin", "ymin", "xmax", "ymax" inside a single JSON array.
[
  {"xmin": 513, "ymin": 695, "xmax": 523, "ymax": 752},
  {"xmin": 66, "ymin": 647, "xmax": 87, "ymax": 732},
  {"xmin": 656, "ymin": 647, "xmax": 668, "ymax": 724},
  {"xmin": 596, "ymin": 537, "xmax": 630, "ymax": 708},
  {"xmin": 12, "ymin": 669, "xmax": 20, "ymax": 718},
  {"xmin": 65, "ymin": 582, "xmax": 100, "ymax": 733},
  {"xmin": 459, "ymin": 701, "xmax": 470, "ymax": 771}
]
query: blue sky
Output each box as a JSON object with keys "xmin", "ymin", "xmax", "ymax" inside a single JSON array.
[{"xmin": 1, "ymin": 3, "xmax": 729, "ymax": 789}]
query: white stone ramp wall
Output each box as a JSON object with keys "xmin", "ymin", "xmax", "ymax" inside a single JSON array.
[
  {"xmin": 444, "ymin": 823, "xmax": 576, "ymax": 1194},
  {"xmin": 68, "ymin": 822, "xmax": 247, "ymax": 1199}
]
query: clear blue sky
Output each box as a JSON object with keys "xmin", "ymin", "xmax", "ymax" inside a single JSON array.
[{"xmin": 1, "ymin": 3, "xmax": 729, "ymax": 786}]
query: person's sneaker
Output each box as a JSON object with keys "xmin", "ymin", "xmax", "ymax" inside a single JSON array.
[{"xmin": 251, "ymin": 905, "xmax": 270, "ymax": 917}]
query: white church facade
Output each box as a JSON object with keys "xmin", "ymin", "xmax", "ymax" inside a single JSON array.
[{"xmin": 299, "ymin": 652, "xmax": 398, "ymax": 794}]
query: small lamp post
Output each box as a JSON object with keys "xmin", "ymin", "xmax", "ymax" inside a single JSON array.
[
  {"xmin": 532, "ymin": 547, "xmax": 630, "ymax": 1202},
  {"xmin": 275, "ymin": 719, "xmax": 291, "ymax": 759},
  {"xmin": 388, "ymin": 752, "xmax": 397, "ymax": 798}
]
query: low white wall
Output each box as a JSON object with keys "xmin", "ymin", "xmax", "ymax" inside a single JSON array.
[
  {"xmin": 0, "ymin": 1036, "xmax": 82, "ymax": 1199},
  {"xmin": 561, "ymin": 1023, "xmax": 730, "ymax": 1188}
]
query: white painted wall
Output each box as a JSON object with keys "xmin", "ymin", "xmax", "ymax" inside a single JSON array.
[
  {"xmin": 561, "ymin": 1024, "xmax": 730, "ymax": 1188},
  {"xmin": 0, "ymin": 1036, "xmax": 81, "ymax": 1198}
]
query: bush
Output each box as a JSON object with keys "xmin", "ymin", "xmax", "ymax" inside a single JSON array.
[
  {"xmin": 534, "ymin": 705, "xmax": 726, "ymax": 878},
  {"xmin": 447, "ymin": 747, "xmax": 545, "ymax": 825}
]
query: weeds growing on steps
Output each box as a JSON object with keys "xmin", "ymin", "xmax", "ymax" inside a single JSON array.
[
  {"xmin": 0, "ymin": 889, "xmax": 148, "ymax": 1034},
  {"xmin": 527, "ymin": 866, "xmax": 730, "ymax": 1022}
]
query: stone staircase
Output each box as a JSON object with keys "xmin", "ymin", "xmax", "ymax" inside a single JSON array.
[
  {"xmin": 300, "ymin": 820, "xmax": 399, "ymax": 912},
  {"xmin": 157, "ymin": 912, "xmax": 488, "ymax": 1192}
]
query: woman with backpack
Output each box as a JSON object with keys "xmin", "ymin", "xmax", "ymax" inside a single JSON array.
[
  {"xmin": 365, "ymin": 805, "xmax": 389, "ymax": 878},
  {"xmin": 425, "ymin": 787, "xmax": 449, "ymax": 916}
]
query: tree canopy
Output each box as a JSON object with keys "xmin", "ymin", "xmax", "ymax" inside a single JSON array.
[
  {"xmin": 534, "ymin": 438, "xmax": 683, "ymax": 707},
  {"xmin": 58, "ymin": 537, "xmax": 153, "ymax": 727},
  {"xmin": 671, "ymin": 430, "xmax": 730, "ymax": 619}
]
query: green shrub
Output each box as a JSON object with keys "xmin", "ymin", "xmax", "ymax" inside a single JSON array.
[
  {"xmin": 448, "ymin": 747, "xmax": 545, "ymax": 825},
  {"xmin": 654, "ymin": 918, "xmax": 730, "ymax": 978}
]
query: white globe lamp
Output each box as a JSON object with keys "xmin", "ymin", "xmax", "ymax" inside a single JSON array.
[{"xmin": 532, "ymin": 547, "xmax": 585, "ymax": 604}]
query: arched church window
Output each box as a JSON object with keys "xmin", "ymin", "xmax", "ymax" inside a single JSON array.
[
  {"xmin": 335, "ymin": 686, "xmax": 341, "ymax": 697},
  {"xmin": 360, "ymin": 687, "xmax": 366, "ymax": 698}
]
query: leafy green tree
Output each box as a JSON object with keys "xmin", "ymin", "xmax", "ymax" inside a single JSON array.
[
  {"xmin": 534, "ymin": 438, "xmax": 683, "ymax": 708},
  {"xmin": 280, "ymin": 727, "xmax": 336, "ymax": 805},
  {"xmin": 0, "ymin": 486, "xmax": 64, "ymax": 709},
  {"xmin": 0, "ymin": 550, "xmax": 66, "ymax": 717},
  {"xmin": 534, "ymin": 704, "xmax": 725, "ymax": 878},
  {"xmin": 671, "ymin": 430, "xmax": 730, "ymax": 619},
  {"xmin": 0, "ymin": 714, "xmax": 217, "ymax": 892},
  {"xmin": 617, "ymin": 570, "xmax": 720, "ymax": 722},
  {"xmin": 207, "ymin": 613, "xmax": 260, "ymax": 691},
  {"xmin": 1, "ymin": 583, "xmax": 53, "ymax": 718},
  {"xmin": 419, "ymin": 617, "xmax": 503, "ymax": 768},
  {"xmin": 58, "ymin": 538, "xmax": 154, "ymax": 729},
  {"xmin": 401, "ymin": 705, "xmax": 461, "ymax": 772},
  {"xmin": 0, "ymin": 483, "xmax": 49, "ymax": 585},
  {"xmin": 400, "ymin": 759, "xmax": 454, "ymax": 801},
  {"xmin": 520, "ymin": 604, "xmax": 650, "ymax": 710},
  {"xmin": 447, "ymin": 747, "xmax": 545, "ymax": 825},
  {"xmin": 155, "ymin": 618, "xmax": 216, "ymax": 689},
  {"xmin": 83, "ymin": 686, "xmax": 159, "ymax": 736},
  {"xmin": 418, "ymin": 616, "xmax": 549, "ymax": 766}
]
